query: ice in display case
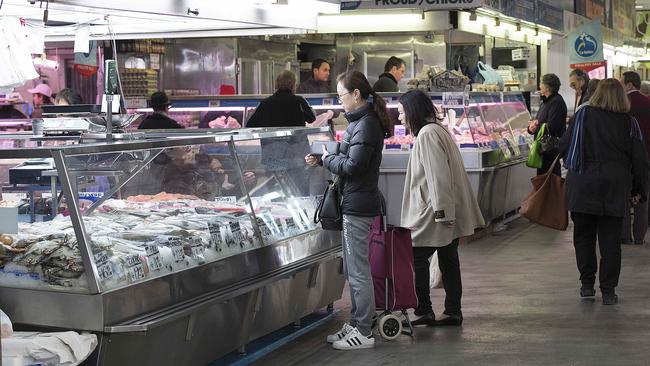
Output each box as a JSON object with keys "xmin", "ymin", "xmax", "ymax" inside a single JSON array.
[{"xmin": 0, "ymin": 127, "xmax": 344, "ymax": 365}]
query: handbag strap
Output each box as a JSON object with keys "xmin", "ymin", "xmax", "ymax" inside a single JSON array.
[{"xmin": 539, "ymin": 154, "xmax": 562, "ymax": 187}]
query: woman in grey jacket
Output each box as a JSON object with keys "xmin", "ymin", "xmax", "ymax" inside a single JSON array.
[
  {"xmin": 305, "ymin": 71, "xmax": 393, "ymax": 350},
  {"xmin": 398, "ymin": 90, "xmax": 485, "ymax": 327}
]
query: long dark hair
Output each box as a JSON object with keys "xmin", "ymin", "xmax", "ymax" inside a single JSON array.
[
  {"xmin": 398, "ymin": 89, "xmax": 441, "ymax": 136},
  {"xmin": 336, "ymin": 71, "xmax": 393, "ymax": 137}
]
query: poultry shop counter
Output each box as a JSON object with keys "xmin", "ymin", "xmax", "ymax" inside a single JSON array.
[{"xmin": 0, "ymin": 127, "xmax": 344, "ymax": 365}]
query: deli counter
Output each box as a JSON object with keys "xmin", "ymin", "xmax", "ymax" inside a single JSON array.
[
  {"xmin": 0, "ymin": 127, "xmax": 344, "ymax": 365},
  {"xmin": 135, "ymin": 91, "xmax": 535, "ymax": 224}
]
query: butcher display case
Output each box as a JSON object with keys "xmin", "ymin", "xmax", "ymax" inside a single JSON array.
[
  {"xmin": 0, "ymin": 126, "xmax": 344, "ymax": 365},
  {"xmin": 379, "ymin": 92, "xmax": 534, "ymax": 225}
]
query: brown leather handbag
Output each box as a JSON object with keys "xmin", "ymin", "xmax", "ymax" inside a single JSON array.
[{"xmin": 520, "ymin": 155, "xmax": 568, "ymax": 230}]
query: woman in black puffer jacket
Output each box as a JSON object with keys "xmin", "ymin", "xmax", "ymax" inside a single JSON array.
[{"xmin": 305, "ymin": 71, "xmax": 393, "ymax": 350}]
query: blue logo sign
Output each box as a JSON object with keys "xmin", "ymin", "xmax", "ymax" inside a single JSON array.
[{"xmin": 574, "ymin": 32, "xmax": 598, "ymax": 58}]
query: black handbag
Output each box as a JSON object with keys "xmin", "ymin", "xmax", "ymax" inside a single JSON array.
[
  {"xmin": 314, "ymin": 177, "xmax": 342, "ymax": 231},
  {"xmin": 539, "ymin": 124, "xmax": 559, "ymax": 154}
]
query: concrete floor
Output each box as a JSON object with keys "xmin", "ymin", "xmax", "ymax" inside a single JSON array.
[{"xmin": 253, "ymin": 218, "xmax": 650, "ymax": 366}]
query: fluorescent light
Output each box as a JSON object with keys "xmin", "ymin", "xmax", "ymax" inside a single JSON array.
[{"xmin": 636, "ymin": 5, "xmax": 643, "ymax": 9}]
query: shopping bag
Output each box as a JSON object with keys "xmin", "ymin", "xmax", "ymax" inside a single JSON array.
[
  {"xmin": 476, "ymin": 61, "xmax": 504, "ymax": 88},
  {"xmin": 368, "ymin": 215, "xmax": 418, "ymax": 311},
  {"xmin": 313, "ymin": 178, "xmax": 342, "ymax": 231},
  {"xmin": 429, "ymin": 251, "xmax": 443, "ymax": 289},
  {"xmin": 520, "ymin": 155, "xmax": 568, "ymax": 230},
  {"xmin": 526, "ymin": 123, "xmax": 545, "ymax": 169}
]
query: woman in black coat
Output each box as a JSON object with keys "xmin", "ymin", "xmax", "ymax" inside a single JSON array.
[
  {"xmin": 561, "ymin": 78, "xmax": 649, "ymax": 305},
  {"xmin": 528, "ymin": 73, "xmax": 568, "ymax": 176}
]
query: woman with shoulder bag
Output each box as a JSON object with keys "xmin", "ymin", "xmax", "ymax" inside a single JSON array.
[
  {"xmin": 528, "ymin": 73, "xmax": 568, "ymax": 176},
  {"xmin": 398, "ymin": 90, "xmax": 485, "ymax": 327},
  {"xmin": 305, "ymin": 71, "xmax": 392, "ymax": 350},
  {"xmin": 561, "ymin": 78, "xmax": 649, "ymax": 305}
]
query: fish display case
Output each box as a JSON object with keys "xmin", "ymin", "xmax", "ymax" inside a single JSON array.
[{"xmin": 0, "ymin": 126, "xmax": 344, "ymax": 365}]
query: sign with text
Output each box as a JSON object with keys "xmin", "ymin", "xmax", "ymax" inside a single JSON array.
[
  {"xmin": 536, "ymin": 1, "xmax": 564, "ymax": 32},
  {"xmin": 341, "ymin": 0, "xmax": 484, "ymax": 11},
  {"xmin": 567, "ymin": 19, "xmax": 604, "ymax": 65}
]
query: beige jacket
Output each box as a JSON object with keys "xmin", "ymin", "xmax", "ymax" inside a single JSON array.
[{"xmin": 400, "ymin": 121, "xmax": 485, "ymax": 247}]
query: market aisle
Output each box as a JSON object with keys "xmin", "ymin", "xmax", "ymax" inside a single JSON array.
[{"xmin": 253, "ymin": 217, "xmax": 650, "ymax": 366}]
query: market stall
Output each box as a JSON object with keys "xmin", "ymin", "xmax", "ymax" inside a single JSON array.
[
  {"xmin": 0, "ymin": 126, "xmax": 344, "ymax": 365},
  {"xmin": 139, "ymin": 91, "xmax": 534, "ymax": 224}
]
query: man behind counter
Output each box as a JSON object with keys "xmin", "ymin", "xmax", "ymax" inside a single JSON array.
[
  {"xmin": 138, "ymin": 91, "xmax": 183, "ymax": 129},
  {"xmin": 373, "ymin": 56, "xmax": 406, "ymax": 92},
  {"xmin": 297, "ymin": 59, "xmax": 331, "ymax": 94}
]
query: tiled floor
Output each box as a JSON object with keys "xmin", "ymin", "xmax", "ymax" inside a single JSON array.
[{"xmin": 253, "ymin": 218, "xmax": 650, "ymax": 366}]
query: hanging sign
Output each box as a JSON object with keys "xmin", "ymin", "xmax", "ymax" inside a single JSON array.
[
  {"xmin": 567, "ymin": 19, "xmax": 604, "ymax": 65},
  {"xmin": 74, "ymin": 40, "xmax": 98, "ymax": 77},
  {"xmin": 341, "ymin": 0, "xmax": 484, "ymax": 11}
]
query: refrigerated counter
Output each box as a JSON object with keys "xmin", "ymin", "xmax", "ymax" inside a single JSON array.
[{"xmin": 0, "ymin": 127, "xmax": 344, "ymax": 365}]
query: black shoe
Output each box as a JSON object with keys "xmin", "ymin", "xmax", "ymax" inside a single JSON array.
[
  {"xmin": 432, "ymin": 314, "xmax": 463, "ymax": 326},
  {"xmin": 634, "ymin": 240, "xmax": 645, "ymax": 245},
  {"xmin": 602, "ymin": 293, "xmax": 618, "ymax": 305},
  {"xmin": 621, "ymin": 239, "xmax": 633, "ymax": 245},
  {"xmin": 580, "ymin": 286, "xmax": 596, "ymax": 297},
  {"xmin": 408, "ymin": 312, "xmax": 435, "ymax": 327}
]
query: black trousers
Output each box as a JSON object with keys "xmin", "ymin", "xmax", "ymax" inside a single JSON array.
[
  {"xmin": 413, "ymin": 239, "xmax": 461, "ymax": 317},
  {"xmin": 571, "ymin": 212, "xmax": 622, "ymax": 293}
]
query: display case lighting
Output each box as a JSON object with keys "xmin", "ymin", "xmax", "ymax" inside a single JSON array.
[{"xmin": 135, "ymin": 107, "xmax": 247, "ymax": 113}]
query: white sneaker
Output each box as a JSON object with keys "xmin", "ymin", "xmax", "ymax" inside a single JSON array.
[
  {"xmin": 332, "ymin": 327, "xmax": 375, "ymax": 350},
  {"xmin": 326, "ymin": 322, "xmax": 354, "ymax": 343}
]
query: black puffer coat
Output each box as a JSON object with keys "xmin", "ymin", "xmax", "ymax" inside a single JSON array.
[{"xmin": 323, "ymin": 104, "xmax": 384, "ymax": 217}]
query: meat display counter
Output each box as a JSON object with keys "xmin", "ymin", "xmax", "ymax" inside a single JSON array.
[
  {"xmin": 379, "ymin": 92, "xmax": 534, "ymax": 224},
  {"xmin": 0, "ymin": 126, "xmax": 344, "ymax": 365},
  {"xmin": 129, "ymin": 92, "xmax": 534, "ymax": 224}
]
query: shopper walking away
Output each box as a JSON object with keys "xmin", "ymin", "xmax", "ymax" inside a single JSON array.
[
  {"xmin": 305, "ymin": 70, "xmax": 393, "ymax": 350},
  {"xmin": 527, "ymin": 74, "xmax": 568, "ymax": 176},
  {"xmin": 561, "ymin": 78, "xmax": 648, "ymax": 305},
  {"xmin": 138, "ymin": 91, "xmax": 183, "ymax": 129},
  {"xmin": 372, "ymin": 56, "xmax": 405, "ymax": 92},
  {"xmin": 621, "ymin": 71, "xmax": 650, "ymax": 245},
  {"xmin": 397, "ymin": 90, "xmax": 484, "ymax": 327}
]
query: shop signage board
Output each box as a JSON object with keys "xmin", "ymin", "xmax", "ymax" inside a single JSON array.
[
  {"xmin": 536, "ymin": 1, "xmax": 564, "ymax": 32},
  {"xmin": 502, "ymin": 0, "xmax": 536, "ymax": 24},
  {"xmin": 567, "ymin": 19, "xmax": 604, "ymax": 65},
  {"xmin": 340, "ymin": 0, "xmax": 484, "ymax": 11},
  {"xmin": 612, "ymin": 0, "xmax": 635, "ymax": 37},
  {"xmin": 575, "ymin": 0, "xmax": 607, "ymax": 26}
]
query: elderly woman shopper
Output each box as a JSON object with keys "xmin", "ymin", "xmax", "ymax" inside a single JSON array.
[
  {"xmin": 398, "ymin": 90, "xmax": 485, "ymax": 326},
  {"xmin": 305, "ymin": 71, "xmax": 392, "ymax": 350},
  {"xmin": 528, "ymin": 73, "xmax": 568, "ymax": 176},
  {"xmin": 561, "ymin": 78, "xmax": 649, "ymax": 305}
]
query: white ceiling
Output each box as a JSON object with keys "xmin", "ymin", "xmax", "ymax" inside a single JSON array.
[{"xmin": 0, "ymin": 0, "xmax": 341, "ymax": 40}]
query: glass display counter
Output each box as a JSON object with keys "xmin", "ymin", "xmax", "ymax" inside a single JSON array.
[{"xmin": 0, "ymin": 127, "xmax": 344, "ymax": 365}]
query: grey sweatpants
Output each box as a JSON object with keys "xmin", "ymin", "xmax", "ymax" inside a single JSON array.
[{"xmin": 342, "ymin": 214, "xmax": 376, "ymax": 336}]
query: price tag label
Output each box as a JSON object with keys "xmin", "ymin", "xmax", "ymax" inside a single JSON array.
[
  {"xmin": 124, "ymin": 254, "xmax": 146, "ymax": 282},
  {"xmin": 128, "ymin": 264, "xmax": 146, "ymax": 282},
  {"xmin": 145, "ymin": 244, "xmax": 163, "ymax": 271},
  {"xmin": 256, "ymin": 217, "xmax": 273, "ymax": 237},
  {"xmin": 230, "ymin": 222, "xmax": 245, "ymax": 247},
  {"xmin": 94, "ymin": 251, "xmax": 110, "ymax": 265},
  {"xmin": 169, "ymin": 238, "xmax": 185, "ymax": 262},
  {"xmin": 208, "ymin": 222, "xmax": 224, "ymax": 251},
  {"xmin": 215, "ymin": 196, "xmax": 236, "ymax": 204},
  {"xmin": 189, "ymin": 237, "xmax": 205, "ymax": 259},
  {"xmin": 97, "ymin": 262, "xmax": 114, "ymax": 281}
]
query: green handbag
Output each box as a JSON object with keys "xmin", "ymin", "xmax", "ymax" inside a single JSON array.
[{"xmin": 526, "ymin": 123, "xmax": 545, "ymax": 169}]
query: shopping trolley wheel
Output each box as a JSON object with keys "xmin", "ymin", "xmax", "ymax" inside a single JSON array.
[{"xmin": 379, "ymin": 314, "xmax": 402, "ymax": 340}]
